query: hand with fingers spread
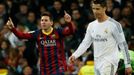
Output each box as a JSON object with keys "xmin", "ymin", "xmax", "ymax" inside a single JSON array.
[
  {"xmin": 6, "ymin": 17, "xmax": 15, "ymax": 29},
  {"xmin": 64, "ymin": 11, "xmax": 71, "ymax": 23}
]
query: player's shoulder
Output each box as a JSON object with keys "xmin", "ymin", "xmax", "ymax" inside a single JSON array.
[
  {"xmin": 52, "ymin": 28, "xmax": 63, "ymax": 36},
  {"xmin": 107, "ymin": 17, "xmax": 124, "ymax": 33},
  {"xmin": 87, "ymin": 20, "xmax": 97, "ymax": 28},
  {"xmin": 54, "ymin": 27, "xmax": 62, "ymax": 33},
  {"xmin": 107, "ymin": 17, "xmax": 121, "ymax": 27},
  {"xmin": 88, "ymin": 20, "xmax": 97, "ymax": 25}
]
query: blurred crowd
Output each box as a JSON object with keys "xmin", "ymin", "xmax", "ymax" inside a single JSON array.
[{"xmin": 0, "ymin": 0, "xmax": 134, "ymax": 75}]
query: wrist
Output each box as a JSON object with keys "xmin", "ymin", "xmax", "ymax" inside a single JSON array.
[
  {"xmin": 10, "ymin": 27, "xmax": 16, "ymax": 32},
  {"xmin": 66, "ymin": 21, "xmax": 72, "ymax": 23},
  {"xmin": 72, "ymin": 54, "xmax": 77, "ymax": 59}
]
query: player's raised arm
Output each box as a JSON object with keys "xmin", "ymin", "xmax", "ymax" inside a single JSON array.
[
  {"xmin": 62, "ymin": 11, "xmax": 76, "ymax": 35},
  {"xmin": 6, "ymin": 17, "xmax": 33, "ymax": 39}
]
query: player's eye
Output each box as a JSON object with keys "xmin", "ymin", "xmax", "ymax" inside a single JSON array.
[
  {"xmin": 96, "ymin": 8, "xmax": 100, "ymax": 10},
  {"xmin": 45, "ymin": 19, "xmax": 48, "ymax": 21},
  {"xmin": 41, "ymin": 19, "xmax": 48, "ymax": 22}
]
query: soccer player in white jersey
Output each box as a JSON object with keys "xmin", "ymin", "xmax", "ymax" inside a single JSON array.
[{"xmin": 69, "ymin": 0, "xmax": 132, "ymax": 75}]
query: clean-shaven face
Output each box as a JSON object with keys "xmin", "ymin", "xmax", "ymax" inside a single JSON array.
[
  {"xmin": 91, "ymin": 3, "xmax": 106, "ymax": 19},
  {"xmin": 40, "ymin": 16, "xmax": 53, "ymax": 30}
]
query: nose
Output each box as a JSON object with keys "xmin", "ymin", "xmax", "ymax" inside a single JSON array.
[{"xmin": 41, "ymin": 22, "xmax": 45, "ymax": 25}]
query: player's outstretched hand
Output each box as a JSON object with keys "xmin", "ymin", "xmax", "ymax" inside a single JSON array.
[
  {"xmin": 6, "ymin": 17, "xmax": 14, "ymax": 29},
  {"xmin": 69, "ymin": 55, "xmax": 75, "ymax": 64},
  {"xmin": 125, "ymin": 67, "xmax": 132, "ymax": 75},
  {"xmin": 64, "ymin": 11, "xmax": 71, "ymax": 23}
]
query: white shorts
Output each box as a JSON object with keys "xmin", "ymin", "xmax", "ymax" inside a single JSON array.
[{"xmin": 94, "ymin": 58, "xmax": 118, "ymax": 75}]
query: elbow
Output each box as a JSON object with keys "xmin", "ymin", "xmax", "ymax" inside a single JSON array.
[{"xmin": 68, "ymin": 21, "xmax": 77, "ymax": 34}]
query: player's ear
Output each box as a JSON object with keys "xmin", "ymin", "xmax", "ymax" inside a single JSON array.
[
  {"xmin": 50, "ymin": 21, "xmax": 53, "ymax": 26},
  {"xmin": 103, "ymin": 7, "xmax": 107, "ymax": 11}
]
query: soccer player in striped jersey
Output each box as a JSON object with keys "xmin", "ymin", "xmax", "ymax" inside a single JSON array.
[
  {"xmin": 6, "ymin": 11, "xmax": 76, "ymax": 75},
  {"xmin": 69, "ymin": 0, "xmax": 132, "ymax": 75}
]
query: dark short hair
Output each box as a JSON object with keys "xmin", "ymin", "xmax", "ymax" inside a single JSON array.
[
  {"xmin": 41, "ymin": 12, "xmax": 53, "ymax": 21},
  {"xmin": 91, "ymin": 0, "xmax": 107, "ymax": 7}
]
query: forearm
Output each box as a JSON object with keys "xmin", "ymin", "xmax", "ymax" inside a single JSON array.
[
  {"xmin": 67, "ymin": 21, "xmax": 76, "ymax": 33},
  {"xmin": 72, "ymin": 37, "xmax": 92, "ymax": 59},
  {"xmin": 118, "ymin": 42, "xmax": 131, "ymax": 68},
  {"xmin": 11, "ymin": 28, "xmax": 32, "ymax": 39},
  {"xmin": 72, "ymin": 41, "xmax": 90, "ymax": 59},
  {"xmin": 62, "ymin": 21, "xmax": 76, "ymax": 35}
]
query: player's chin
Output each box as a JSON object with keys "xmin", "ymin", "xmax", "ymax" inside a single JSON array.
[
  {"xmin": 41, "ymin": 27, "xmax": 47, "ymax": 30},
  {"xmin": 94, "ymin": 14, "xmax": 99, "ymax": 17}
]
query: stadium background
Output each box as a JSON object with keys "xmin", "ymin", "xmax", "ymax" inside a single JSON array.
[{"xmin": 0, "ymin": 0, "xmax": 134, "ymax": 75}]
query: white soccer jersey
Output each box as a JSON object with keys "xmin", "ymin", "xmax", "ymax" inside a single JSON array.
[{"xmin": 72, "ymin": 17, "xmax": 131, "ymax": 67}]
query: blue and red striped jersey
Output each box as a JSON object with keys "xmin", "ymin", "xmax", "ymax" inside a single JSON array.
[{"xmin": 11, "ymin": 22, "xmax": 76, "ymax": 75}]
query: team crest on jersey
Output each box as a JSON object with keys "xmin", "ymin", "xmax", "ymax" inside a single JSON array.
[{"xmin": 51, "ymin": 34, "xmax": 59, "ymax": 39}]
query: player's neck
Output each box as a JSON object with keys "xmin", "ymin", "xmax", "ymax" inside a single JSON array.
[
  {"xmin": 97, "ymin": 14, "xmax": 109, "ymax": 23},
  {"xmin": 42, "ymin": 27, "xmax": 53, "ymax": 35}
]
